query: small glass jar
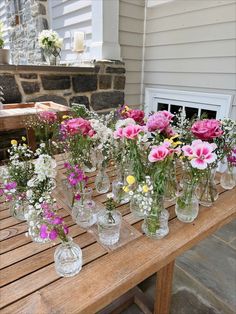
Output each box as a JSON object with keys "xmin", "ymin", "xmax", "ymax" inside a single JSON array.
[
  {"xmin": 220, "ymin": 162, "xmax": 235, "ymax": 190},
  {"xmin": 97, "ymin": 209, "xmax": 122, "ymax": 245},
  {"xmin": 10, "ymin": 196, "xmax": 28, "ymax": 221},
  {"xmin": 112, "ymin": 180, "xmax": 130, "ymax": 205},
  {"xmin": 27, "ymin": 213, "xmax": 51, "ymax": 243},
  {"xmin": 43, "ymin": 47, "xmax": 61, "ymax": 65},
  {"xmin": 196, "ymin": 167, "xmax": 218, "ymax": 207},
  {"xmin": 54, "ymin": 237, "xmax": 82, "ymax": 277},
  {"xmin": 95, "ymin": 167, "xmax": 110, "ymax": 194},
  {"xmin": 72, "ymin": 187, "xmax": 97, "ymax": 228},
  {"xmin": 142, "ymin": 195, "xmax": 169, "ymax": 239},
  {"xmin": 175, "ymin": 181, "xmax": 199, "ymax": 223}
]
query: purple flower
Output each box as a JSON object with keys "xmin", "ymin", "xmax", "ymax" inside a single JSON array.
[
  {"xmin": 64, "ymin": 162, "xmax": 71, "ymax": 169},
  {"xmin": 49, "ymin": 229, "xmax": 58, "ymax": 240},
  {"xmin": 5, "ymin": 182, "xmax": 17, "ymax": 190},
  {"xmin": 75, "ymin": 193, "xmax": 81, "ymax": 201},
  {"xmin": 40, "ymin": 224, "xmax": 48, "ymax": 239},
  {"xmin": 52, "ymin": 217, "xmax": 63, "ymax": 225},
  {"xmin": 63, "ymin": 225, "xmax": 69, "ymax": 235}
]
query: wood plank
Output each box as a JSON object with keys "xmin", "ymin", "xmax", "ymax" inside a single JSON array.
[
  {"xmin": 2, "ymin": 188, "xmax": 235, "ymax": 314},
  {"xmin": 154, "ymin": 260, "xmax": 175, "ymax": 314}
]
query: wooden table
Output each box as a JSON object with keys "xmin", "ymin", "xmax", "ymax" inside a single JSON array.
[{"xmin": 0, "ymin": 159, "xmax": 235, "ymax": 314}]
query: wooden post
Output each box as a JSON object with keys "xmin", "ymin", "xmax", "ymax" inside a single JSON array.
[{"xmin": 154, "ymin": 260, "xmax": 175, "ymax": 314}]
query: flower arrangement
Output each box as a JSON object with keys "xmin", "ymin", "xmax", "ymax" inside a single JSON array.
[
  {"xmin": 38, "ymin": 30, "xmax": 63, "ymax": 50},
  {"xmin": 147, "ymin": 110, "xmax": 175, "ymax": 139}
]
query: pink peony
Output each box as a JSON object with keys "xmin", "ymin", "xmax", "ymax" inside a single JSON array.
[
  {"xmin": 148, "ymin": 143, "xmax": 170, "ymax": 162},
  {"xmin": 38, "ymin": 111, "xmax": 57, "ymax": 123},
  {"xmin": 191, "ymin": 119, "xmax": 223, "ymax": 140},
  {"xmin": 147, "ymin": 111, "xmax": 173, "ymax": 133},
  {"xmin": 123, "ymin": 124, "xmax": 142, "ymax": 139},
  {"xmin": 182, "ymin": 140, "xmax": 217, "ymax": 170},
  {"xmin": 126, "ymin": 109, "xmax": 145, "ymax": 125},
  {"xmin": 61, "ymin": 118, "xmax": 95, "ymax": 137}
]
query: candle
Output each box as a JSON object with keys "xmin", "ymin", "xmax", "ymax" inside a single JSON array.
[{"xmin": 73, "ymin": 32, "xmax": 84, "ymax": 52}]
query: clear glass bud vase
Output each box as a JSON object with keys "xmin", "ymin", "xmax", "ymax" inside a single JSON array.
[
  {"xmin": 196, "ymin": 167, "xmax": 218, "ymax": 207},
  {"xmin": 142, "ymin": 195, "xmax": 169, "ymax": 239},
  {"xmin": 27, "ymin": 211, "xmax": 51, "ymax": 244},
  {"xmin": 54, "ymin": 237, "xmax": 82, "ymax": 277},
  {"xmin": 164, "ymin": 162, "xmax": 178, "ymax": 202},
  {"xmin": 220, "ymin": 162, "xmax": 235, "ymax": 190},
  {"xmin": 10, "ymin": 196, "xmax": 28, "ymax": 221},
  {"xmin": 95, "ymin": 167, "xmax": 110, "ymax": 194},
  {"xmin": 72, "ymin": 187, "xmax": 97, "ymax": 228},
  {"xmin": 97, "ymin": 209, "xmax": 122, "ymax": 245},
  {"xmin": 112, "ymin": 180, "xmax": 130, "ymax": 205},
  {"xmin": 175, "ymin": 181, "xmax": 199, "ymax": 223}
]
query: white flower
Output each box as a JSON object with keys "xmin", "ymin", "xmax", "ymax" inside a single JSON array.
[
  {"xmin": 107, "ymin": 193, "xmax": 114, "ymax": 199},
  {"xmin": 26, "ymin": 190, "xmax": 33, "ymax": 199},
  {"xmin": 115, "ymin": 118, "xmax": 136, "ymax": 130}
]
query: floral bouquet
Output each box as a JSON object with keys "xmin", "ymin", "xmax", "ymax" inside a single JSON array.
[
  {"xmin": 38, "ymin": 29, "xmax": 63, "ymax": 65},
  {"xmin": 117, "ymin": 105, "xmax": 145, "ymax": 125}
]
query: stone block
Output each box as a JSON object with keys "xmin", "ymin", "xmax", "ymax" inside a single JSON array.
[
  {"xmin": 72, "ymin": 74, "xmax": 97, "ymax": 92},
  {"xmin": 19, "ymin": 73, "xmax": 38, "ymax": 79},
  {"xmin": 106, "ymin": 66, "xmax": 125, "ymax": 74},
  {"xmin": 0, "ymin": 74, "xmax": 22, "ymax": 103},
  {"xmin": 113, "ymin": 76, "xmax": 125, "ymax": 90},
  {"xmin": 38, "ymin": 3, "xmax": 46, "ymax": 15},
  {"xmin": 29, "ymin": 95, "xmax": 68, "ymax": 106},
  {"xmin": 70, "ymin": 96, "xmax": 89, "ymax": 109},
  {"xmin": 21, "ymin": 81, "xmax": 40, "ymax": 94},
  {"xmin": 91, "ymin": 91, "xmax": 124, "ymax": 111},
  {"xmin": 41, "ymin": 75, "xmax": 70, "ymax": 90},
  {"xmin": 99, "ymin": 75, "xmax": 112, "ymax": 90}
]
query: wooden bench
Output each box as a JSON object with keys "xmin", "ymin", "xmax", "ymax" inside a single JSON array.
[{"xmin": 0, "ymin": 158, "xmax": 235, "ymax": 314}]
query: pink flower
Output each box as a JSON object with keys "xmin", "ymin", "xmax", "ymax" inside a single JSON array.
[
  {"xmin": 191, "ymin": 119, "xmax": 223, "ymax": 140},
  {"xmin": 148, "ymin": 143, "xmax": 170, "ymax": 162},
  {"xmin": 5, "ymin": 195, "xmax": 13, "ymax": 202},
  {"xmin": 75, "ymin": 193, "xmax": 81, "ymax": 201},
  {"xmin": 53, "ymin": 217, "xmax": 63, "ymax": 225},
  {"xmin": 38, "ymin": 111, "xmax": 57, "ymax": 124},
  {"xmin": 49, "ymin": 229, "xmax": 58, "ymax": 240},
  {"xmin": 4, "ymin": 182, "xmax": 17, "ymax": 190},
  {"xmin": 114, "ymin": 128, "xmax": 123, "ymax": 139},
  {"xmin": 61, "ymin": 118, "xmax": 95, "ymax": 137},
  {"xmin": 40, "ymin": 224, "xmax": 48, "ymax": 239},
  {"xmin": 147, "ymin": 111, "xmax": 173, "ymax": 133},
  {"xmin": 123, "ymin": 125, "xmax": 142, "ymax": 139},
  {"xmin": 126, "ymin": 109, "xmax": 145, "ymax": 125},
  {"xmin": 182, "ymin": 140, "xmax": 217, "ymax": 170},
  {"xmin": 63, "ymin": 225, "xmax": 69, "ymax": 234}
]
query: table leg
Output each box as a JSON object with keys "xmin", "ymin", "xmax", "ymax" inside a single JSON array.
[{"xmin": 154, "ymin": 260, "xmax": 175, "ymax": 314}]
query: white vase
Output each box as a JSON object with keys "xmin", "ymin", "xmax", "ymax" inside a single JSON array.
[{"xmin": 0, "ymin": 49, "xmax": 10, "ymax": 64}]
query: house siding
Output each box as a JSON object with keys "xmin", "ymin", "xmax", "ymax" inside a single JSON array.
[
  {"xmin": 143, "ymin": 0, "xmax": 236, "ymax": 118},
  {"xmin": 119, "ymin": 0, "xmax": 145, "ymax": 105}
]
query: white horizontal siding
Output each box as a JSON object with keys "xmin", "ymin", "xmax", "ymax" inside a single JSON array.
[
  {"xmin": 119, "ymin": 0, "xmax": 145, "ymax": 105},
  {"xmin": 143, "ymin": 0, "xmax": 236, "ymax": 116},
  {"xmin": 49, "ymin": 0, "xmax": 92, "ymax": 61}
]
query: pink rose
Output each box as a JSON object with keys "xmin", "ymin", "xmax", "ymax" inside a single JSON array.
[
  {"xmin": 162, "ymin": 110, "xmax": 174, "ymax": 121},
  {"xmin": 123, "ymin": 125, "xmax": 142, "ymax": 139},
  {"xmin": 147, "ymin": 111, "xmax": 172, "ymax": 133},
  {"xmin": 126, "ymin": 109, "xmax": 145, "ymax": 125},
  {"xmin": 61, "ymin": 118, "xmax": 95, "ymax": 137},
  {"xmin": 148, "ymin": 143, "xmax": 170, "ymax": 162},
  {"xmin": 191, "ymin": 119, "xmax": 223, "ymax": 140},
  {"xmin": 38, "ymin": 111, "xmax": 57, "ymax": 123}
]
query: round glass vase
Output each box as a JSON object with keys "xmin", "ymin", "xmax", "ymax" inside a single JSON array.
[
  {"xmin": 196, "ymin": 167, "xmax": 219, "ymax": 207},
  {"xmin": 54, "ymin": 237, "xmax": 82, "ymax": 277},
  {"xmin": 220, "ymin": 162, "xmax": 235, "ymax": 190},
  {"xmin": 72, "ymin": 187, "xmax": 97, "ymax": 228},
  {"xmin": 43, "ymin": 47, "xmax": 61, "ymax": 65},
  {"xmin": 112, "ymin": 180, "xmax": 130, "ymax": 205},
  {"xmin": 10, "ymin": 196, "xmax": 28, "ymax": 221},
  {"xmin": 164, "ymin": 161, "xmax": 178, "ymax": 202},
  {"xmin": 175, "ymin": 181, "xmax": 199, "ymax": 223},
  {"xmin": 95, "ymin": 166, "xmax": 110, "ymax": 194},
  {"xmin": 97, "ymin": 209, "xmax": 122, "ymax": 245},
  {"xmin": 142, "ymin": 195, "xmax": 169, "ymax": 239}
]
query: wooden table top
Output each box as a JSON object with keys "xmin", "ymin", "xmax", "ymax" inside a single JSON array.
[{"xmin": 0, "ymin": 158, "xmax": 236, "ymax": 314}]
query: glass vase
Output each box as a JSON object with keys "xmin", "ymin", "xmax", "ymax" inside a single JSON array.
[
  {"xmin": 27, "ymin": 212, "xmax": 51, "ymax": 243},
  {"xmin": 112, "ymin": 180, "xmax": 130, "ymax": 205},
  {"xmin": 220, "ymin": 162, "xmax": 235, "ymax": 190},
  {"xmin": 164, "ymin": 161, "xmax": 178, "ymax": 202},
  {"xmin": 97, "ymin": 209, "xmax": 122, "ymax": 245},
  {"xmin": 95, "ymin": 167, "xmax": 110, "ymax": 194},
  {"xmin": 142, "ymin": 195, "xmax": 169, "ymax": 239},
  {"xmin": 10, "ymin": 196, "xmax": 28, "ymax": 221},
  {"xmin": 175, "ymin": 181, "xmax": 199, "ymax": 223},
  {"xmin": 54, "ymin": 237, "xmax": 82, "ymax": 277},
  {"xmin": 43, "ymin": 47, "xmax": 61, "ymax": 65},
  {"xmin": 72, "ymin": 187, "xmax": 97, "ymax": 228},
  {"xmin": 196, "ymin": 167, "xmax": 219, "ymax": 207}
]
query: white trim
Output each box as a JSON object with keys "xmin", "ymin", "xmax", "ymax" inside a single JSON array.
[{"xmin": 144, "ymin": 88, "xmax": 233, "ymax": 119}]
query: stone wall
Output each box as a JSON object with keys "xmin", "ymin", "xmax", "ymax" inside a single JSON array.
[
  {"xmin": 5, "ymin": 0, "xmax": 49, "ymax": 64},
  {"xmin": 0, "ymin": 61, "xmax": 125, "ymax": 112}
]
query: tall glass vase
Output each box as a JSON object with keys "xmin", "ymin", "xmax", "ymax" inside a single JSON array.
[
  {"xmin": 95, "ymin": 166, "xmax": 110, "ymax": 194},
  {"xmin": 142, "ymin": 195, "xmax": 169, "ymax": 239},
  {"xmin": 220, "ymin": 162, "xmax": 235, "ymax": 190},
  {"xmin": 196, "ymin": 167, "xmax": 218, "ymax": 207},
  {"xmin": 175, "ymin": 180, "xmax": 199, "ymax": 223}
]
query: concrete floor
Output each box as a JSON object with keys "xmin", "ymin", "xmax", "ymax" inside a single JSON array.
[{"xmin": 121, "ymin": 220, "xmax": 236, "ymax": 314}]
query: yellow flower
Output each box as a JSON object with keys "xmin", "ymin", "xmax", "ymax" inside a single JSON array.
[
  {"xmin": 142, "ymin": 185, "xmax": 149, "ymax": 193},
  {"xmin": 11, "ymin": 140, "xmax": 17, "ymax": 145},
  {"xmin": 123, "ymin": 186, "xmax": 130, "ymax": 193},
  {"xmin": 21, "ymin": 136, "xmax": 26, "ymax": 141},
  {"xmin": 170, "ymin": 134, "xmax": 179, "ymax": 141},
  {"xmin": 62, "ymin": 115, "xmax": 71, "ymax": 120},
  {"xmin": 126, "ymin": 175, "xmax": 136, "ymax": 185}
]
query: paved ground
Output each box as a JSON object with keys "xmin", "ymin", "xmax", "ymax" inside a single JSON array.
[{"xmin": 121, "ymin": 220, "xmax": 236, "ymax": 314}]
